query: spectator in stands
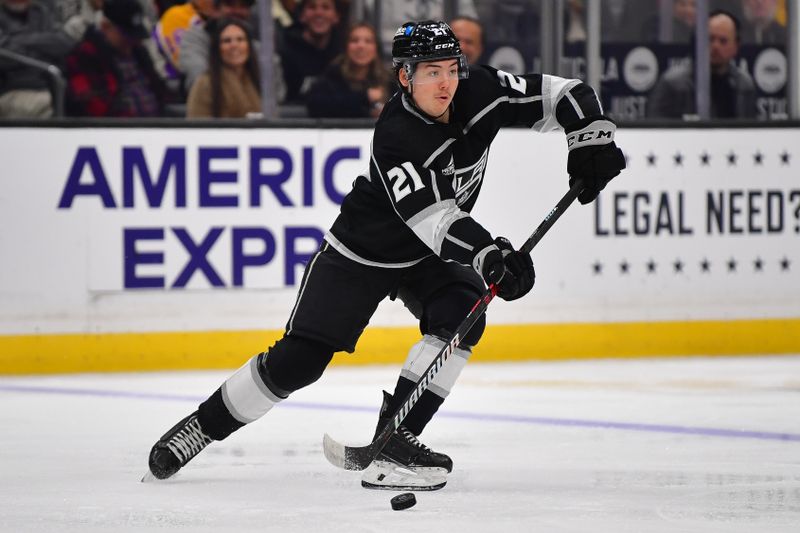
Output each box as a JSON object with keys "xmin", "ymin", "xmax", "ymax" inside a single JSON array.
[
  {"xmin": 647, "ymin": 10, "xmax": 756, "ymax": 120},
  {"xmin": 601, "ymin": 0, "xmax": 655, "ymax": 42},
  {"xmin": 564, "ymin": 0, "xmax": 655, "ymax": 44},
  {"xmin": 449, "ymin": 16, "xmax": 483, "ymax": 65},
  {"xmin": 739, "ymin": 0, "xmax": 785, "ymax": 45},
  {"xmin": 306, "ymin": 22, "xmax": 392, "ymax": 119},
  {"xmin": 52, "ymin": 0, "xmax": 84, "ymax": 26},
  {"xmin": 642, "ymin": 0, "xmax": 696, "ymax": 43},
  {"xmin": 0, "ymin": 0, "xmax": 74, "ymax": 118},
  {"xmin": 57, "ymin": 0, "xmax": 159, "ymax": 40},
  {"xmin": 565, "ymin": 0, "xmax": 586, "ymax": 43},
  {"xmin": 153, "ymin": 0, "xmax": 183, "ymax": 13},
  {"xmin": 186, "ymin": 17, "xmax": 260, "ymax": 118},
  {"xmin": 180, "ymin": 0, "xmax": 254, "ymax": 88},
  {"xmin": 65, "ymin": 0, "xmax": 165, "ymax": 117},
  {"xmin": 178, "ymin": 0, "xmax": 284, "ymax": 106},
  {"xmin": 57, "ymin": 1, "xmax": 168, "ymax": 89},
  {"xmin": 60, "ymin": 0, "xmax": 103, "ymax": 41},
  {"xmin": 153, "ymin": 0, "xmax": 218, "ymax": 79},
  {"xmin": 273, "ymin": 0, "xmax": 297, "ymax": 29},
  {"xmin": 279, "ymin": 0, "xmax": 342, "ymax": 104},
  {"xmin": 365, "ymin": 0, "xmax": 477, "ymax": 52}
]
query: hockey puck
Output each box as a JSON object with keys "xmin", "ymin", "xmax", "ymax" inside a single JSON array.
[{"xmin": 390, "ymin": 492, "xmax": 417, "ymax": 511}]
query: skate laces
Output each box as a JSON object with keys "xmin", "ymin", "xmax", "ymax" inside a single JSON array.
[
  {"xmin": 398, "ymin": 425, "xmax": 431, "ymax": 452},
  {"xmin": 165, "ymin": 416, "xmax": 212, "ymax": 463}
]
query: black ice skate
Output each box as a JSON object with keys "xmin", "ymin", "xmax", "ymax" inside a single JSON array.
[
  {"xmin": 145, "ymin": 411, "xmax": 213, "ymax": 481},
  {"xmin": 361, "ymin": 391, "xmax": 452, "ymax": 491}
]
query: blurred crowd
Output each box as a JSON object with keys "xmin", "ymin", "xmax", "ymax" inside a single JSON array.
[{"xmin": 0, "ymin": 0, "xmax": 791, "ymax": 121}]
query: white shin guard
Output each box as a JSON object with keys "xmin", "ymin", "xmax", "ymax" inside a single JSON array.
[
  {"xmin": 400, "ymin": 334, "xmax": 471, "ymax": 399},
  {"xmin": 220, "ymin": 354, "xmax": 284, "ymax": 424}
]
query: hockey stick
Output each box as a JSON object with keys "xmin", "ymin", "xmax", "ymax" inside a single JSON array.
[{"xmin": 323, "ymin": 179, "xmax": 585, "ymax": 471}]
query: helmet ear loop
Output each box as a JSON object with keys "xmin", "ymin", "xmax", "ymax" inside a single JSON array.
[{"xmin": 403, "ymin": 63, "xmax": 415, "ymax": 96}]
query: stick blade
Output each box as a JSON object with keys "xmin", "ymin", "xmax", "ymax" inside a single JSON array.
[
  {"xmin": 322, "ymin": 433, "xmax": 348, "ymax": 469},
  {"xmin": 322, "ymin": 433, "xmax": 380, "ymax": 471}
]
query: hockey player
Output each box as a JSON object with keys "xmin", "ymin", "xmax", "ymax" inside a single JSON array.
[{"xmin": 147, "ymin": 20, "xmax": 625, "ymax": 490}]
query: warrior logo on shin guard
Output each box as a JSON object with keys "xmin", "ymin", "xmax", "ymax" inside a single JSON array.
[{"xmin": 393, "ymin": 334, "xmax": 460, "ymax": 429}]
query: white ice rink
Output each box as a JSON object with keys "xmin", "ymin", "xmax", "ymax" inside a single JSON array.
[{"xmin": 1, "ymin": 355, "xmax": 799, "ymax": 532}]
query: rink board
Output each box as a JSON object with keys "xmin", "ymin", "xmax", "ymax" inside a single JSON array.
[
  {"xmin": 0, "ymin": 319, "xmax": 799, "ymax": 375},
  {"xmin": 1, "ymin": 126, "xmax": 798, "ymax": 373}
]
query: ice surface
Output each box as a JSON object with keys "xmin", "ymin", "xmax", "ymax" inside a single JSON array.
[{"xmin": 1, "ymin": 356, "xmax": 799, "ymax": 532}]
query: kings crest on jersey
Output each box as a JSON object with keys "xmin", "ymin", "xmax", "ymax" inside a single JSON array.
[{"xmin": 325, "ymin": 64, "xmax": 603, "ymax": 269}]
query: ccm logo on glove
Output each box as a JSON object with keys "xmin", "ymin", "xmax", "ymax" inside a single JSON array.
[
  {"xmin": 565, "ymin": 116, "xmax": 626, "ymax": 205},
  {"xmin": 566, "ymin": 120, "xmax": 616, "ymax": 149}
]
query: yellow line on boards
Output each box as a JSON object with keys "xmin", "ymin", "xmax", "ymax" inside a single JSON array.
[{"xmin": 0, "ymin": 319, "xmax": 798, "ymax": 375}]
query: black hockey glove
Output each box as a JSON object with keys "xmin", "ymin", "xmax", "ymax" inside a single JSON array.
[
  {"xmin": 565, "ymin": 115, "xmax": 626, "ymax": 205},
  {"xmin": 474, "ymin": 238, "xmax": 535, "ymax": 302},
  {"xmin": 475, "ymin": 241, "xmax": 506, "ymax": 288},
  {"xmin": 492, "ymin": 237, "xmax": 535, "ymax": 301}
]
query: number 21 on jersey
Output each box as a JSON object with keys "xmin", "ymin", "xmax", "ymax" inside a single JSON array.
[{"xmin": 387, "ymin": 162, "xmax": 426, "ymax": 201}]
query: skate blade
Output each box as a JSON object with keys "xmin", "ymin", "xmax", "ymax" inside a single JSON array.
[
  {"xmin": 141, "ymin": 471, "xmax": 157, "ymax": 483},
  {"xmin": 360, "ymin": 460, "xmax": 448, "ymax": 491},
  {"xmin": 361, "ymin": 479, "xmax": 446, "ymax": 491}
]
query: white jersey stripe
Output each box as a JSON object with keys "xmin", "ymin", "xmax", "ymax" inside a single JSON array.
[
  {"xmin": 286, "ymin": 244, "xmax": 325, "ymax": 335},
  {"xmin": 565, "ymin": 91, "xmax": 585, "ymax": 119},
  {"xmin": 444, "ymin": 233, "xmax": 474, "ymax": 252},
  {"xmin": 533, "ymin": 76, "xmax": 581, "ymax": 132},
  {"xmin": 423, "ymin": 137, "xmax": 456, "ymax": 168},
  {"xmin": 463, "ymin": 95, "xmax": 544, "ymax": 134},
  {"xmin": 430, "ymin": 169, "xmax": 441, "ymax": 202},
  {"xmin": 407, "ymin": 200, "xmax": 468, "ymax": 255},
  {"xmin": 402, "ymin": 93, "xmax": 434, "ymax": 124},
  {"xmin": 324, "ymin": 232, "xmax": 428, "ymax": 268}
]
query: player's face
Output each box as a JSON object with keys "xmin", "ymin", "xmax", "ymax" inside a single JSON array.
[{"xmin": 404, "ymin": 59, "xmax": 460, "ymax": 120}]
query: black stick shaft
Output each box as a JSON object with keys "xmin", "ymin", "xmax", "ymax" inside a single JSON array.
[
  {"xmin": 387, "ymin": 179, "xmax": 583, "ymax": 432},
  {"xmin": 343, "ymin": 180, "xmax": 584, "ymax": 470},
  {"xmin": 520, "ymin": 180, "xmax": 583, "ymax": 255}
]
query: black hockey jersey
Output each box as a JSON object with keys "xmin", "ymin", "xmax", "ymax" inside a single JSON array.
[{"xmin": 325, "ymin": 65, "xmax": 602, "ymax": 270}]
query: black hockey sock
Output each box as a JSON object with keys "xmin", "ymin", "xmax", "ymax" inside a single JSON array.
[
  {"xmin": 197, "ymin": 388, "xmax": 246, "ymax": 441},
  {"xmin": 388, "ymin": 376, "xmax": 444, "ymax": 435}
]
